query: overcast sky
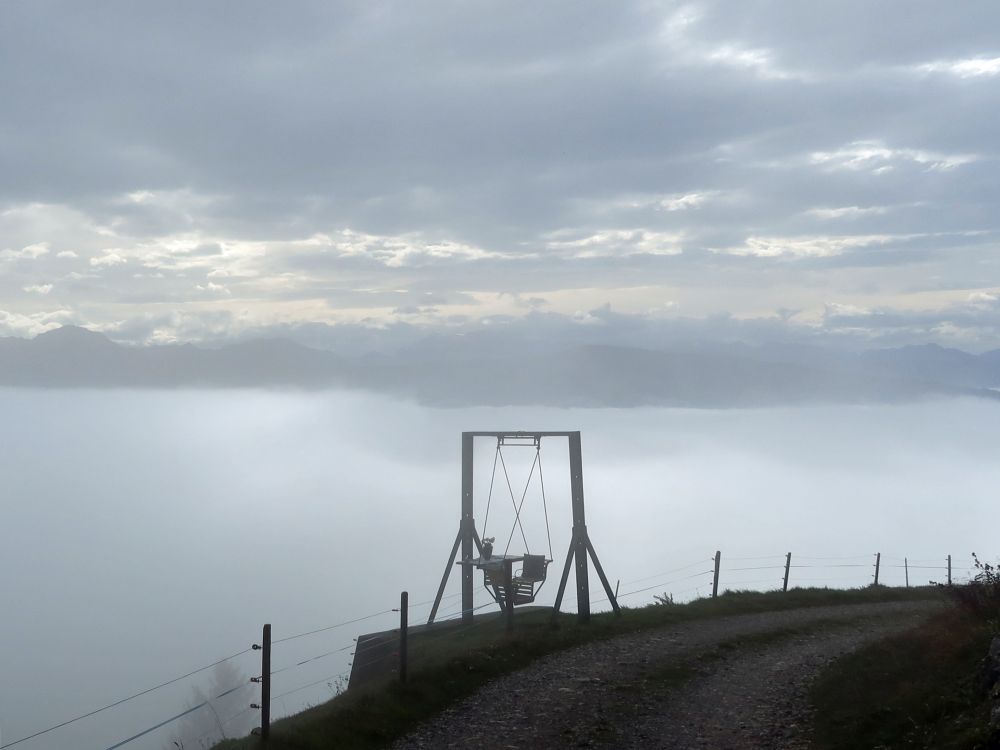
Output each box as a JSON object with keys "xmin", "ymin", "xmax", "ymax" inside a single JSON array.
[{"xmin": 2, "ymin": 1, "xmax": 1000, "ymax": 350}]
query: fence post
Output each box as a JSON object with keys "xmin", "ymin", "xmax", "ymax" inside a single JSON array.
[
  {"xmin": 873, "ymin": 553, "xmax": 881, "ymax": 587},
  {"xmin": 947, "ymin": 555, "xmax": 952, "ymax": 586},
  {"xmin": 783, "ymin": 552, "xmax": 791, "ymax": 592},
  {"xmin": 399, "ymin": 591, "xmax": 408, "ymax": 683},
  {"xmin": 905, "ymin": 557, "xmax": 909, "ymax": 588},
  {"xmin": 712, "ymin": 551, "xmax": 721, "ymax": 599},
  {"xmin": 261, "ymin": 623, "xmax": 271, "ymax": 740}
]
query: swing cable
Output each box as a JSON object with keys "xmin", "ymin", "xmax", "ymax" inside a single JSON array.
[
  {"xmin": 501, "ymin": 448, "xmax": 539, "ymax": 558},
  {"xmin": 537, "ymin": 446, "xmax": 554, "ymax": 561},
  {"xmin": 480, "ymin": 442, "xmax": 501, "ymax": 543}
]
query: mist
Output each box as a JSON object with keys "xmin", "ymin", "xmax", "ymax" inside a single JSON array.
[{"xmin": 2, "ymin": 388, "xmax": 999, "ymax": 749}]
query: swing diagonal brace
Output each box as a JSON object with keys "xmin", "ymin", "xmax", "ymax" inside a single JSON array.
[
  {"xmin": 550, "ymin": 526, "xmax": 579, "ymax": 622},
  {"xmin": 586, "ymin": 536, "xmax": 621, "ymax": 616},
  {"xmin": 428, "ymin": 526, "xmax": 463, "ymax": 625}
]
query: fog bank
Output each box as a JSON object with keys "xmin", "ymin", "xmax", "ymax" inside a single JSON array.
[{"xmin": 1, "ymin": 389, "xmax": 997, "ymax": 748}]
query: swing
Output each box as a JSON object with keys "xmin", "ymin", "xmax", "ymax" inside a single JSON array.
[
  {"xmin": 428, "ymin": 430, "xmax": 621, "ymax": 627},
  {"xmin": 472, "ymin": 436, "xmax": 553, "ymax": 607}
]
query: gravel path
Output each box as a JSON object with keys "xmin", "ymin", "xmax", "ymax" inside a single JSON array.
[{"xmin": 393, "ymin": 599, "xmax": 942, "ymax": 750}]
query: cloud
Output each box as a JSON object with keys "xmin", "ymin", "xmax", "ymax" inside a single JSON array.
[
  {"xmin": 0, "ymin": 2, "xmax": 998, "ymax": 351},
  {"xmin": 916, "ymin": 57, "xmax": 1000, "ymax": 78},
  {"xmin": 0, "ymin": 308, "xmax": 79, "ymax": 337},
  {"xmin": 1, "ymin": 242, "xmax": 50, "ymax": 260},
  {"xmin": 719, "ymin": 234, "xmax": 896, "ymax": 259},
  {"xmin": 545, "ymin": 229, "xmax": 683, "ymax": 257},
  {"xmin": 804, "ymin": 206, "xmax": 891, "ymax": 220},
  {"xmin": 809, "ymin": 141, "xmax": 978, "ymax": 173},
  {"xmin": 658, "ymin": 192, "xmax": 716, "ymax": 211},
  {"xmin": 90, "ymin": 252, "xmax": 127, "ymax": 267}
]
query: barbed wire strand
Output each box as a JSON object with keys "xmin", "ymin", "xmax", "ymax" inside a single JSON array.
[
  {"xmin": 273, "ymin": 668, "xmax": 353, "ymax": 702},
  {"xmin": 102, "ymin": 682, "xmax": 247, "ymax": 750},
  {"xmin": 0, "ymin": 647, "xmax": 252, "ymax": 749},
  {"xmin": 272, "ymin": 609, "xmax": 398, "ymax": 645},
  {"xmin": 592, "ymin": 569, "xmax": 713, "ymax": 604},
  {"xmin": 620, "ymin": 559, "xmax": 719, "ymax": 586}
]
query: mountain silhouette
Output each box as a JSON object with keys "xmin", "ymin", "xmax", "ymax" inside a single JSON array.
[{"xmin": 1, "ymin": 326, "xmax": 999, "ymax": 407}]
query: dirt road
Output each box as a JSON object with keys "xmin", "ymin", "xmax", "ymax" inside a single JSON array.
[{"xmin": 392, "ymin": 599, "xmax": 941, "ymax": 750}]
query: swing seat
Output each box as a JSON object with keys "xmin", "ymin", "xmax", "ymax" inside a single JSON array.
[
  {"xmin": 480, "ymin": 554, "xmax": 550, "ymax": 606},
  {"xmin": 518, "ymin": 554, "xmax": 549, "ymax": 583},
  {"xmin": 483, "ymin": 567, "xmax": 537, "ymax": 606}
]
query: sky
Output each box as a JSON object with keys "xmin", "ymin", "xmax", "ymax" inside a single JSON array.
[{"xmin": 2, "ymin": 1, "xmax": 1000, "ymax": 350}]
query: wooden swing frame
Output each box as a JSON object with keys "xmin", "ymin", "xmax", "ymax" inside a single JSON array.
[{"xmin": 427, "ymin": 431, "xmax": 621, "ymax": 625}]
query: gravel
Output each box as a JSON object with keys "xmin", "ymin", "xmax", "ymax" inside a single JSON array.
[{"xmin": 392, "ymin": 599, "xmax": 942, "ymax": 750}]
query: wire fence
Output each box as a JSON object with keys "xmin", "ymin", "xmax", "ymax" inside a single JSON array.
[{"xmin": 1, "ymin": 551, "xmax": 983, "ymax": 750}]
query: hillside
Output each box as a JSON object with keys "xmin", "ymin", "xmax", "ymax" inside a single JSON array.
[{"xmin": 209, "ymin": 587, "xmax": 958, "ymax": 750}]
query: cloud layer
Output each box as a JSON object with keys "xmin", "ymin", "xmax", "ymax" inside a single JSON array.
[{"xmin": 2, "ymin": 1, "xmax": 999, "ymax": 349}]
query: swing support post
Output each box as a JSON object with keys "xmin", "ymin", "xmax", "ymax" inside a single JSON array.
[
  {"xmin": 568, "ymin": 431, "xmax": 590, "ymax": 622},
  {"xmin": 460, "ymin": 432, "xmax": 475, "ymax": 624},
  {"xmin": 427, "ymin": 431, "xmax": 621, "ymax": 627}
]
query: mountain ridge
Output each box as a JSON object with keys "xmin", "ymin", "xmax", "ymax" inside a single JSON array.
[{"xmin": 2, "ymin": 326, "xmax": 999, "ymax": 407}]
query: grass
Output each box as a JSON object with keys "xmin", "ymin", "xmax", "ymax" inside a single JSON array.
[
  {"xmin": 212, "ymin": 585, "xmax": 942, "ymax": 750},
  {"xmin": 811, "ymin": 594, "xmax": 998, "ymax": 749}
]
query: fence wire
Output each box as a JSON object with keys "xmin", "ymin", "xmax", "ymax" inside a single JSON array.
[{"xmin": 7, "ymin": 550, "xmax": 989, "ymax": 750}]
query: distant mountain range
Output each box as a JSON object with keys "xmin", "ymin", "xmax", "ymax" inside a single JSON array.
[{"xmin": 1, "ymin": 326, "xmax": 999, "ymax": 408}]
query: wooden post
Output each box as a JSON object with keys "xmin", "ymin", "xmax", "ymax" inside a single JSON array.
[
  {"xmin": 782, "ymin": 552, "xmax": 791, "ymax": 593},
  {"xmin": 905, "ymin": 557, "xmax": 909, "ymax": 588},
  {"xmin": 873, "ymin": 552, "xmax": 881, "ymax": 586},
  {"xmin": 460, "ymin": 433, "xmax": 475, "ymax": 624},
  {"xmin": 504, "ymin": 558, "xmax": 515, "ymax": 634},
  {"xmin": 399, "ymin": 591, "xmax": 408, "ymax": 683},
  {"xmin": 261, "ymin": 623, "xmax": 271, "ymax": 740},
  {"xmin": 712, "ymin": 551, "xmax": 721, "ymax": 598},
  {"xmin": 568, "ymin": 432, "xmax": 591, "ymax": 624},
  {"xmin": 947, "ymin": 555, "xmax": 952, "ymax": 586}
]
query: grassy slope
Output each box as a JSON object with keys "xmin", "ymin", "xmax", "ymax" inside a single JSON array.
[
  {"xmin": 214, "ymin": 586, "xmax": 942, "ymax": 750},
  {"xmin": 811, "ymin": 602, "xmax": 997, "ymax": 749}
]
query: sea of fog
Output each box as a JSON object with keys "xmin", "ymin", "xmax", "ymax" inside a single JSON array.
[{"xmin": 2, "ymin": 388, "xmax": 999, "ymax": 749}]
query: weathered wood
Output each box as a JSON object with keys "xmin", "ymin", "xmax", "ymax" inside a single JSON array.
[
  {"xmin": 568, "ymin": 432, "xmax": 591, "ymax": 624},
  {"xmin": 947, "ymin": 554, "xmax": 952, "ymax": 586},
  {"xmin": 261, "ymin": 623, "xmax": 271, "ymax": 740},
  {"xmin": 461, "ymin": 433, "xmax": 475, "ymax": 624},
  {"xmin": 428, "ymin": 528, "xmax": 462, "ymax": 625},
  {"xmin": 874, "ymin": 552, "xmax": 881, "ymax": 586},
  {"xmin": 905, "ymin": 557, "xmax": 909, "ymax": 587},
  {"xmin": 586, "ymin": 536, "xmax": 621, "ymax": 616},
  {"xmin": 504, "ymin": 559, "xmax": 515, "ymax": 633},
  {"xmin": 551, "ymin": 528, "xmax": 577, "ymax": 623},
  {"xmin": 712, "ymin": 551, "xmax": 721, "ymax": 598},
  {"xmin": 783, "ymin": 552, "xmax": 791, "ymax": 593},
  {"xmin": 434, "ymin": 430, "xmax": 616, "ymax": 627},
  {"xmin": 399, "ymin": 592, "xmax": 408, "ymax": 683}
]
